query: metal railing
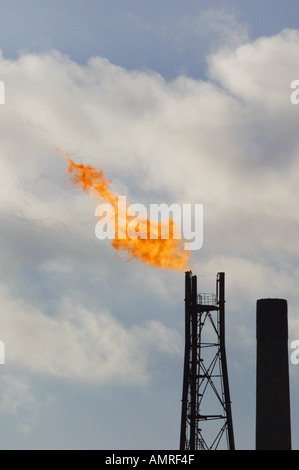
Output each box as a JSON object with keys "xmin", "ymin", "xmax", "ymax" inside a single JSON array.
[{"xmin": 197, "ymin": 293, "xmax": 218, "ymax": 306}]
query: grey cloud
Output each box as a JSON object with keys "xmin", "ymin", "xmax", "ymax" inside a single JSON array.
[{"xmin": 0, "ymin": 29, "xmax": 299, "ymax": 448}]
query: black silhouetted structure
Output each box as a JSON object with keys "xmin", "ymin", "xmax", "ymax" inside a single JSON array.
[
  {"xmin": 180, "ymin": 271, "xmax": 235, "ymax": 450},
  {"xmin": 256, "ymin": 299, "xmax": 292, "ymax": 450}
]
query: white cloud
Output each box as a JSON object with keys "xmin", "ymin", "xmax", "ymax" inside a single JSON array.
[
  {"xmin": 208, "ymin": 29, "xmax": 299, "ymax": 107},
  {"xmin": 0, "ymin": 284, "xmax": 181, "ymax": 385},
  {"xmin": 0, "ymin": 28, "xmax": 299, "ymax": 387}
]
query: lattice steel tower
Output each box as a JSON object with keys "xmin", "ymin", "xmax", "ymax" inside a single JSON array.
[{"xmin": 180, "ymin": 271, "xmax": 235, "ymax": 450}]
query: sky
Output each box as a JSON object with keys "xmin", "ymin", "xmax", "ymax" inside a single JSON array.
[{"xmin": 0, "ymin": 0, "xmax": 299, "ymax": 450}]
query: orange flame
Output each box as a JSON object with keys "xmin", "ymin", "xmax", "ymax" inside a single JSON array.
[{"xmin": 63, "ymin": 151, "xmax": 190, "ymax": 271}]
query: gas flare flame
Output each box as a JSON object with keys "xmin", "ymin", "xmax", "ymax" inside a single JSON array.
[{"xmin": 61, "ymin": 150, "xmax": 190, "ymax": 271}]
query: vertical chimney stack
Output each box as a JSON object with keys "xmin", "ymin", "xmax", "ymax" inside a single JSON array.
[{"xmin": 256, "ymin": 299, "xmax": 292, "ymax": 450}]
